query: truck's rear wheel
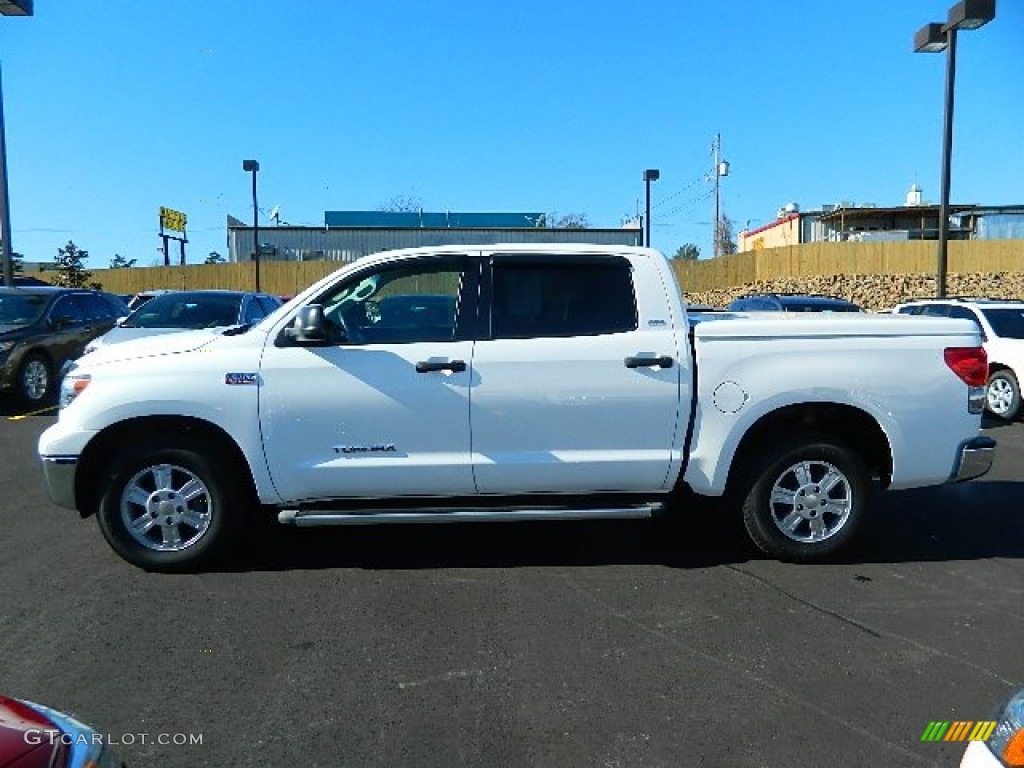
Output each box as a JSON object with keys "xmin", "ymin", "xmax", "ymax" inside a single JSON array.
[
  {"xmin": 737, "ymin": 437, "xmax": 869, "ymax": 562},
  {"xmin": 96, "ymin": 441, "xmax": 242, "ymax": 572}
]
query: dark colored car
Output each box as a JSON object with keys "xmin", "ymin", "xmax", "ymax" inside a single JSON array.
[
  {"xmin": 0, "ymin": 694, "xmax": 124, "ymax": 767},
  {"xmin": 0, "ymin": 287, "xmax": 129, "ymax": 405},
  {"xmin": 727, "ymin": 293, "xmax": 862, "ymax": 313}
]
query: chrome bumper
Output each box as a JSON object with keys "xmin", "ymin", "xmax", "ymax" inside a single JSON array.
[
  {"xmin": 39, "ymin": 455, "xmax": 79, "ymax": 510},
  {"xmin": 951, "ymin": 436, "xmax": 996, "ymax": 482}
]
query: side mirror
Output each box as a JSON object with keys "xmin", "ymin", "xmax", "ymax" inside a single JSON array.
[{"xmin": 286, "ymin": 305, "xmax": 328, "ymax": 343}]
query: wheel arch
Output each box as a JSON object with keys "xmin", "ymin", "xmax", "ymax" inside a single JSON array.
[
  {"xmin": 724, "ymin": 403, "xmax": 893, "ymax": 495},
  {"xmin": 76, "ymin": 415, "xmax": 257, "ymax": 518}
]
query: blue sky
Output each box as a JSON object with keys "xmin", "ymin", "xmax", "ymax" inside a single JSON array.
[{"xmin": 1, "ymin": 0, "xmax": 1021, "ymax": 267}]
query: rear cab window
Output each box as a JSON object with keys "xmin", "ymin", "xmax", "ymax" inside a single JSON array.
[{"xmin": 488, "ymin": 256, "xmax": 637, "ymax": 339}]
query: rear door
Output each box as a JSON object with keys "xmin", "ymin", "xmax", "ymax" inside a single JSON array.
[{"xmin": 470, "ymin": 252, "xmax": 682, "ymax": 494}]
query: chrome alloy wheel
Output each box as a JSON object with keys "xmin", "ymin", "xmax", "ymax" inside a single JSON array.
[
  {"xmin": 120, "ymin": 463, "xmax": 213, "ymax": 551},
  {"xmin": 768, "ymin": 460, "xmax": 853, "ymax": 543},
  {"xmin": 21, "ymin": 358, "xmax": 49, "ymax": 401},
  {"xmin": 987, "ymin": 377, "xmax": 1014, "ymax": 415}
]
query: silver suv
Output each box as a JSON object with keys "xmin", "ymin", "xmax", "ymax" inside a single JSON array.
[{"xmin": 894, "ymin": 298, "xmax": 1024, "ymax": 420}]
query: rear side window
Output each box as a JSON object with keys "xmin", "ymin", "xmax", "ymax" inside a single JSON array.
[
  {"xmin": 490, "ymin": 258, "xmax": 637, "ymax": 339},
  {"xmin": 77, "ymin": 293, "xmax": 115, "ymax": 321}
]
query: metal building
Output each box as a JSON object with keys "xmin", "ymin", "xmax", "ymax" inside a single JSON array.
[{"xmin": 227, "ymin": 212, "xmax": 642, "ymax": 264}]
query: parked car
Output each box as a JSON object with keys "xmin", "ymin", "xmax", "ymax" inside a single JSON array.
[
  {"xmin": 0, "ymin": 694, "xmax": 124, "ymax": 767},
  {"xmin": 0, "ymin": 286, "xmax": 128, "ymax": 405},
  {"xmin": 84, "ymin": 290, "xmax": 283, "ymax": 354},
  {"xmin": 895, "ymin": 298, "xmax": 1024, "ymax": 420},
  {"xmin": 728, "ymin": 293, "xmax": 862, "ymax": 313}
]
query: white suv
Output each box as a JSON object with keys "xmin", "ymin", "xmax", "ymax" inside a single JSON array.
[{"xmin": 895, "ymin": 298, "xmax": 1024, "ymax": 420}]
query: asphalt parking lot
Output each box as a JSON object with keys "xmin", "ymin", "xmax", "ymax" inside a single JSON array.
[{"xmin": 1, "ymin": 401, "xmax": 1022, "ymax": 767}]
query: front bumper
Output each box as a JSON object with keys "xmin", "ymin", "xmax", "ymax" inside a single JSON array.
[
  {"xmin": 39, "ymin": 455, "xmax": 79, "ymax": 509},
  {"xmin": 950, "ymin": 436, "xmax": 997, "ymax": 482}
]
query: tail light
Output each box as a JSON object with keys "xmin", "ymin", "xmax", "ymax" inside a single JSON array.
[{"xmin": 944, "ymin": 347, "xmax": 988, "ymax": 387}]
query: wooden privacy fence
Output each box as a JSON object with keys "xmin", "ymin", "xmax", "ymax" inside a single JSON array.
[
  {"xmin": 82, "ymin": 240, "xmax": 1024, "ymax": 295},
  {"xmin": 671, "ymin": 239, "xmax": 1024, "ymax": 292},
  {"xmin": 91, "ymin": 261, "xmax": 343, "ymax": 297}
]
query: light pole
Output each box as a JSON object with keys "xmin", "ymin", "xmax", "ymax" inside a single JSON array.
[
  {"xmin": 914, "ymin": 0, "xmax": 996, "ymax": 298},
  {"xmin": 0, "ymin": 0, "xmax": 33, "ymax": 288},
  {"xmin": 242, "ymin": 159, "xmax": 260, "ymax": 291},
  {"xmin": 643, "ymin": 169, "xmax": 659, "ymax": 248}
]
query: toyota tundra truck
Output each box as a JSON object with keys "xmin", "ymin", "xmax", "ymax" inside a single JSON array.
[{"xmin": 38, "ymin": 244, "xmax": 996, "ymax": 571}]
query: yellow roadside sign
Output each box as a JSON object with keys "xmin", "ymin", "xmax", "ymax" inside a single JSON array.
[{"xmin": 159, "ymin": 206, "xmax": 187, "ymax": 232}]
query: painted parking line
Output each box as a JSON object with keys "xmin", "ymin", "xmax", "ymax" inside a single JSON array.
[{"xmin": 7, "ymin": 404, "xmax": 59, "ymax": 421}]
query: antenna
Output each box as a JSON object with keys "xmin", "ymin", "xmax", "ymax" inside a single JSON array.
[{"xmin": 268, "ymin": 205, "xmax": 281, "ymax": 225}]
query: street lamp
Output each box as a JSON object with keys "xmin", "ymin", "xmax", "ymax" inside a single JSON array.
[
  {"xmin": 242, "ymin": 159, "xmax": 260, "ymax": 291},
  {"xmin": 643, "ymin": 168, "xmax": 659, "ymax": 248},
  {"xmin": 1, "ymin": 0, "xmax": 33, "ymax": 288},
  {"xmin": 914, "ymin": 0, "xmax": 996, "ymax": 298}
]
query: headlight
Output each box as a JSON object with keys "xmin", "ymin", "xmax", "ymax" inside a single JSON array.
[
  {"xmin": 0, "ymin": 340, "xmax": 15, "ymax": 359},
  {"xmin": 59, "ymin": 373, "xmax": 91, "ymax": 409},
  {"xmin": 985, "ymin": 690, "xmax": 1024, "ymax": 766}
]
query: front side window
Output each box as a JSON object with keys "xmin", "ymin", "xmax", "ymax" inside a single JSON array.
[
  {"xmin": 490, "ymin": 258, "xmax": 637, "ymax": 339},
  {"xmin": 50, "ymin": 295, "xmax": 86, "ymax": 326},
  {"xmin": 318, "ymin": 260, "xmax": 467, "ymax": 345}
]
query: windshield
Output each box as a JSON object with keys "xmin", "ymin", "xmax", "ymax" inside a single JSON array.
[
  {"xmin": 981, "ymin": 308, "xmax": 1024, "ymax": 339},
  {"xmin": 0, "ymin": 293, "xmax": 49, "ymax": 327},
  {"xmin": 123, "ymin": 293, "xmax": 242, "ymax": 329}
]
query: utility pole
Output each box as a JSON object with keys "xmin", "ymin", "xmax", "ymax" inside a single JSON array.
[
  {"xmin": 711, "ymin": 134, "xmax": 729, "ymax": 258},
  {"xmin": 0, "ymin": 63, "xmax": 13, "ymax": 286}
]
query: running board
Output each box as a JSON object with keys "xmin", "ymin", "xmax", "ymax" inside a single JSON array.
[{"xmin": 278, "ymin": 504, "xmax": 663, "ymax": 527}]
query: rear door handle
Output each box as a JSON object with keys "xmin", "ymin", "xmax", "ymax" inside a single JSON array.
[
  {"xmin": 416, "ymin": 359, "xmax": 467, "ymax": 373},
  {"xmin": 624, "ymin": 356, "xmax": 673, "ymax": 369}
]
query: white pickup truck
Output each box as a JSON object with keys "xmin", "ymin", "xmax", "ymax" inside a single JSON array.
[{"xmin": 38, "ymin": 244, "xmax": 996, "ymax": 571}]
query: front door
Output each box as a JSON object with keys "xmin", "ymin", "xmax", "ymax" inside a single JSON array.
[{"xmin": 259, "ymin": 255, "xmax": 480, "ymax": 503}]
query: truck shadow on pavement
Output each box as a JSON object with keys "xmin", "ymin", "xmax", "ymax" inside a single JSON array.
[{"xmin": 218, "ymin": 480, "xmax": 1024, "ymax": 572}]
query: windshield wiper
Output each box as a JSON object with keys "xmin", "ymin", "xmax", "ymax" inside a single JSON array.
[{"xmin": 221, "ymin": 323, "xmax": 253, "ymax": 336}]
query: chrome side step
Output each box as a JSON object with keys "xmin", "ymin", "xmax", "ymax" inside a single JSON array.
[{"xmin": 278, "ymin": 504, "xmax": 662, "ymax": 527}]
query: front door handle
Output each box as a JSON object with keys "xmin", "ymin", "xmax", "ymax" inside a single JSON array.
[
  {"xmin": 624, "ymin": 355, "xmax": 673, "ymax": 369},
  {"xmin": 415, "ymin": 359, "xmax": 467, "ymax": 373}
]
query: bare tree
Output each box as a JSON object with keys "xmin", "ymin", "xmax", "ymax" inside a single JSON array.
[
  {"xmin": 377, "ymin": 195, "xmax": 423, "ymax": 213},
  {"xmin": 547, "ymin": 212, "xmax": 589, "ymax": 228},
  {"xmin": 716, "ymin": 216, "xmax": 737, "ymax": 256}
]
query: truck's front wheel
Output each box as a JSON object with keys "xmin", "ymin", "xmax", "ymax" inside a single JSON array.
[
  {"xmin": 96, "ymin": 441, "xmax": 242, "ymax": 572},
  {"xmin": 738, "ymin": 438, "xmax": 869, "ymax": 562}
]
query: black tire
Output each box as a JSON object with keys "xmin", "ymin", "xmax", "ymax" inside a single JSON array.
[
  {"xmin": 96, "ymin": 440, "xmax": 245, "ymax": 572},
  {"xmin": 16, "ymin": 352, "xmax": 53, "ymax": 406},
  {"xmin": 986, "ymin": 369, "xmax": 1021, "ymax": 421},
  {"xmin": 735, "ymin": 436, "xmax": 870, "ymax": 562}
]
